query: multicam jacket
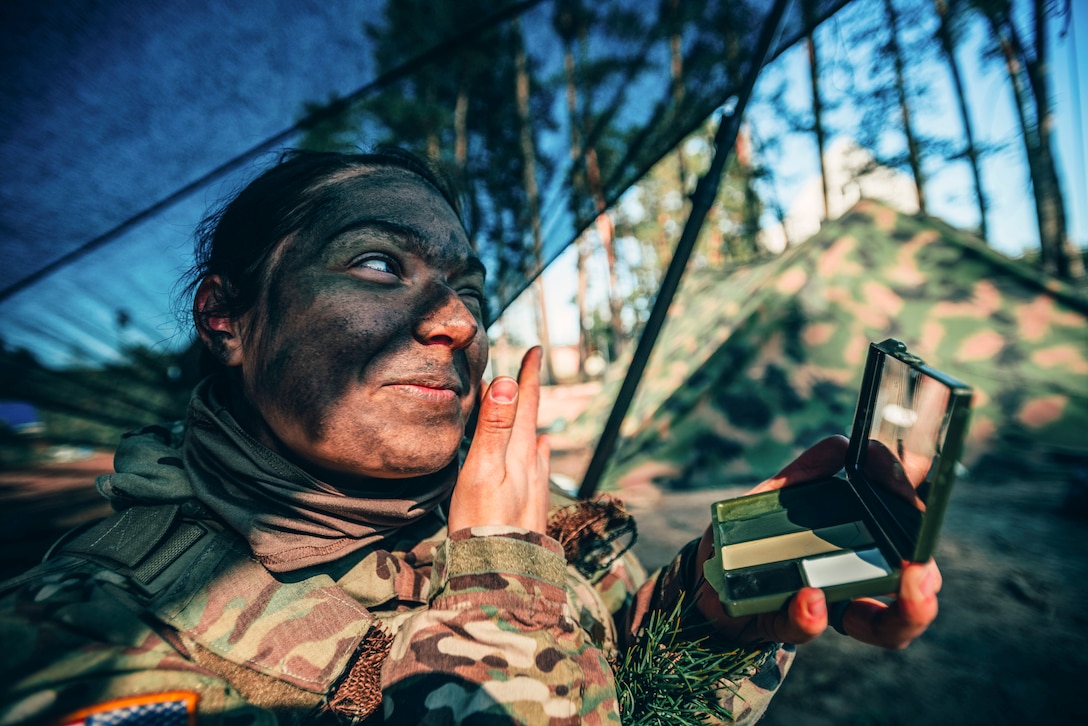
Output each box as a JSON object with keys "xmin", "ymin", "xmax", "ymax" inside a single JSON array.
[{"xmin": 0, "ymin": 394, "xmax": 793, "ymax": 725}]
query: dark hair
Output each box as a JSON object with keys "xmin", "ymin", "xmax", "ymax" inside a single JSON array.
[{"xmin": 181, "ymin": 146, "xmax": 464, "ymax": 343}]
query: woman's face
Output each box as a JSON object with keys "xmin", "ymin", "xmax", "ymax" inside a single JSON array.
[{"xmin": 231, "ymin": 166, "xmax": 488, "ymax": 480}]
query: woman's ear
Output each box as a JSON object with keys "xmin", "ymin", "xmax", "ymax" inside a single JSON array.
[{"xmin": 194, "ymin": 275, "xmax": 245, "ymax": 367}]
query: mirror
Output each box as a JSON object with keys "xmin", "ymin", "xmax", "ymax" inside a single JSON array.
[
  {"xmin": 860, "ymin": 355, "xmax": 953, "ymax": 512},
  {"xmin": 849, "ymin": 340, "xmax": 970, "ymax": 561}
]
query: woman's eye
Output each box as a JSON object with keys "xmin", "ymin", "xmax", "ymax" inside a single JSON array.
[
  {"xmin": 353, "ymin": 255, "xmax": 398, "ymax": 275},
  {"xmin": 460, "ymin": 288, "xmax": 485, "ymax": 311}
]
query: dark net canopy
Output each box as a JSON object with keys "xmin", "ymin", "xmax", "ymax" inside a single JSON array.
[{"xmin": 0, "ymin": 0, "xmax": 846, "ymax": 447}]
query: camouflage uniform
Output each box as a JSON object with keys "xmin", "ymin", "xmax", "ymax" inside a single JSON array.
[{"xmin": 0, "ymin": 385, "xmax": 792, "ymax": 725}]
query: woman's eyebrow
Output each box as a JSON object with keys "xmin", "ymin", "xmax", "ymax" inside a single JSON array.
[
  {"xmin": 329, "ymin": 218, "xmax": 485, "ymax": 278},
  {"xmin": 461, "ymin": 256, "xmax": 487, "ymax": 281},
  {"xmin": 327, "ymin": 218, "xmax": 427, "ymax": 254}
]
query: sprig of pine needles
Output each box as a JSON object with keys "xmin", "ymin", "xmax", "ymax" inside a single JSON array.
[{"xmin": 612, "ymin": 593, "xmax": 771, "ymax": 725}]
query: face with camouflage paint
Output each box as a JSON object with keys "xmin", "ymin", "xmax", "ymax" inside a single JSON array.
[{"xmin": 228, "ymin": 166, "xmax": 488, "ymax": 481}]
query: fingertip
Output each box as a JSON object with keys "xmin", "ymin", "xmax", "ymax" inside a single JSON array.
[
  {"xmin": 901, "ymin": 561, "xmax": 938, "ymax": 601},
  {"xmin": 895, "ymin": 565, "xmax": 939, "ymax": 639},
  {"xmin": 522, "ymin": 345, "xmax": 543, "ymax": 370},
  {"xmin": 917, "ymin": 558, "xmax": 942, "ymax": 594},
  {"xmin": 825, "ymin": 433, "xmax": 850, "ymax": 449},
  {"xmin": 756, "ymin": 436, "xmax": 849, "ymax": 494},
  {"xmin": 808, "ymin": 434, "xmax": 849, "ymax": 465},
  {"xmin": 799, "ymin": 587, "xmax": 827, "ymax": 627},
  {"xmin": 489, "ymin": 377, "xmax": 518, "ymax": 404},
  {"xmin": 781, "ymin": 587, "xmax": 827, "ymax": 642}
]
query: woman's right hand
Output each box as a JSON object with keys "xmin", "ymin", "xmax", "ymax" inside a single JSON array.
[
  {"xmin": 447, "ymin": 347, "xmax": 551, "ymax": 534},
  {"xmin": 692, "ymin": 435, "xmax": 940, "ymax": 649}
]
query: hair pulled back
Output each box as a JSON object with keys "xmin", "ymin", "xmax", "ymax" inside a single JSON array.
[{"xmin": 181, "ymin": 147, "xmax": 463, "ymax": 340}]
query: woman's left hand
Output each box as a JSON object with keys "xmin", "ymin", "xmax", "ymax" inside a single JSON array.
[
  {"xmin": 691, "ymin": 435, "xmax": 941, "ymax": 649},
  {"xmin": 448, "ymin": 347, "xmax": 551, "ymax": 535}
]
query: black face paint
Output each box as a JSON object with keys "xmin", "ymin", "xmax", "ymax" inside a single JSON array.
[{"xmin": 233, "ymin": 167, "xmax": 488, "ymax": 480}]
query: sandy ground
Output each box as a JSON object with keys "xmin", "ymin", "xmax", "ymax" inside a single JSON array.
[{"xmin": 2, "ymin": 382, "xmax": 1087, "ymax": 724}]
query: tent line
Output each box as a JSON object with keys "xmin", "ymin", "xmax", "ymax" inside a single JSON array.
[{"xmin": 578, "ymin": 0, "xmax": 793, "ymax": 499}]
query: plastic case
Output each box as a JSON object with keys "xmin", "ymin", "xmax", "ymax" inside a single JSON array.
[{"xmin": 705, "ymin": 339, "xmax": 973, "ymax": 617}]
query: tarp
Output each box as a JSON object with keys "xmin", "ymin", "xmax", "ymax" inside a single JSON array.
[
  {"xmin": 576, "ymin": 199, "xmax": 1088, "ymax": 490},
  {"xmin": 1, "ymin": 0, "xmax": 848, "ymax": 371}
]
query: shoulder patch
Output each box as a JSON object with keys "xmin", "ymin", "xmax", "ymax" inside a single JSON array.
[{"xmin": 57, "ymin": 691, "xmax": 197, "ymax": 725}]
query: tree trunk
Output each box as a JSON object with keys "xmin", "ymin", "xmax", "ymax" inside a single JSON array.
[
  {"xmin": 513, "ymin": 19, "xmax": 556, "ymax": 383},
  {"xmin": 803, "ymin": 0, "xmax": 830, "ymax": 221},
  {"xmin": 986, "ymin": 4, "xmax": 1082, "ymax": 280},
  {"xmin": 576, "ymin": 236, "xmax": 590, "ymax": 379},
  {"xmin": 423, "ymin": 82, "xmax": 440, "ymax": 160},
  {"xmin": 934, "ymin": 0, "xmax": 988, "ymax": 242},
  {"xmin": 1025, "ymin": 0, "xmax": 1083, "ymax": 279},
  {"xmin": 884, "ymin": 0, "xmax": 927, "ymax": 215},
  {"xmin": 585, "ymin": 147, "xmax": 625, "ymax": 359},
  {"xmin": 562, "ymin": 35, "xmax": 589, "ymax": 380},
  {"xmin": 454, "ymin": 84, "xmax": 469, "ymax": 172},
  {"xmin": 669, "ymin": 0, "xmax": 688, "ymax": 195}
]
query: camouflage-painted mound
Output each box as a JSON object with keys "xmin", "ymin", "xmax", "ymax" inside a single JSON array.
[{"xmin": 580, "ymin": 199, "xmax": 1088, "ymax": 490}]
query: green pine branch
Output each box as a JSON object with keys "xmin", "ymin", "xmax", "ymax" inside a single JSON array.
[{"xmin": 613, "ymin": 593, "xmax": 771, "ymax": 725}]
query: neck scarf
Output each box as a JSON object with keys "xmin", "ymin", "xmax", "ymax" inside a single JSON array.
[{"xmin": 183, "ymin": 376, "xmax": 457, "ymax": 572}]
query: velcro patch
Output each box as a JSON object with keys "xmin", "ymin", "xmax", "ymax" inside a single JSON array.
[{"xmin": 59, "ymin": 691, "xmax": 197, "ymax": 725}]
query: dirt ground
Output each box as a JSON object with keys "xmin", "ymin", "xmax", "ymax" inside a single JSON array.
[
  {"xmin": 2, "ymin": 383, "xmax": 1087, "ymax": 724},
  {"xmin": 0, "ymin": 450, "xmax": 115, "ymax": 581},
  {"xmin": 619, "ymin": 474, "xmax": 1088, "ymax": 726},
  {"xmin": 543, "ymin": 383, "xmax": 1088, "ymax": 725}
]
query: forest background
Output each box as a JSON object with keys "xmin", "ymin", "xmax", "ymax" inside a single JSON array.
[{"xmin": 0, "ymin": 0, "xmax": 1083, "ymax": 461}]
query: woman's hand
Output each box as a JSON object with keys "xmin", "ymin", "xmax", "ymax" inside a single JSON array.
[
  {"xmin": 447, "ymin": 347, "xmax": 551, "ymax": 534},
  {"xmin": 691, "ymin": 435, "xmax": 941, "ymax": 649}
]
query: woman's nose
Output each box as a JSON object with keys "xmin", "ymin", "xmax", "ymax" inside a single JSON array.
[{"xmin": 414, "ymin": 286, "xmax": 479, "ymax": 349}]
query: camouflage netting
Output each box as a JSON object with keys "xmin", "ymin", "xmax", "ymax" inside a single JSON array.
[{"xmin": 577, "ymin": 199, "xmax": 1088, "ymax": 490}]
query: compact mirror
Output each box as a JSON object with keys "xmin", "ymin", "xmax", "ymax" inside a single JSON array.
[{"xmin": 706, "ymin": 339, "xmax": 973, "ymax": 617}]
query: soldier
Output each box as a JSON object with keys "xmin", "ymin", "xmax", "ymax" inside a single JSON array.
[{"xmin": 0, "ymin": 148, "xmax": 940, "ymax": 724}]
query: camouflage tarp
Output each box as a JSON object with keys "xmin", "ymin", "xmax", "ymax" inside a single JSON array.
[{"xmin": 578, "ymin": 199, "xmax": 1088, "ymax": 490}]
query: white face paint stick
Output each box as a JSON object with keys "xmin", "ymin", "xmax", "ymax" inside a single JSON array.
[{"xmin": 801, "ymin": 547, "xmax": 893, "ymax": 588}]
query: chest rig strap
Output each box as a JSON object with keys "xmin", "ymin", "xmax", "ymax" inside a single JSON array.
[{"xmin": 57, "ymin": 504, "xmax": 382, "ymax": 710}]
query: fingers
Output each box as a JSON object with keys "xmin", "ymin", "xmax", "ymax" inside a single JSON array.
[
  {"xmin": 509, "ymin": 347, "xmax": 543, "ymax": 463},
  {"xmin": 751, "ymin": 587, "xmax": 828, "ymax": 645},
  {"xmin": 784, "ymin": 587, "xmax": 829, "ymax": 642},
  {"xmin": 531, "ymin": 434, "xmax": 552, "ymax": 530},
  {"xmin": 750, "ymin": 435, "xmax": 849, "ymax": 493},
  {"xmin": 838, "ymin": 560, "xmax": 941, "ymax": 649},
  {"xmin": 692, "ymin": 527, "xmax": 830, "ymax": 645},
  {"xmin": 448, "ymin": 347, "xmax": 549, "ymax": 534},
  {"xmin": 448, "ymin": 377, "xmax": 520, "ymax": 533},
  {"xmin": 468, "ymin": 376, "xmax": 520, "ymax": 470},
  {"xmin": 516, "ymin": 348, "xmax": 548, "ymax": 531}
]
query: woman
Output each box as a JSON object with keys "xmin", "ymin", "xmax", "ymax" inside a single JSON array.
[{"xmin": 0, "ymin": 148, "xmax": 939, "ymax": 725}]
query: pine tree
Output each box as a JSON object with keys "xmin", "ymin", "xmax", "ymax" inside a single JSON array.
[{"xmin": 970, "ymin": 0, "xmax": 1084, "ymax": 280}]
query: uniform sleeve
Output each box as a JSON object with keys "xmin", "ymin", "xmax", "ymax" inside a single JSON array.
[
  {"xmin": 380, "ymin": 526, "xmax": 622, "ymax": 725},
  {"xmin": 603, "ymin": 535, "xmax": 796, "ymax": 725}
]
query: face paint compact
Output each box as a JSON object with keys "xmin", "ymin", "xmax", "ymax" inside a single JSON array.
[{"xmin": 705, "ymin": 339, "xmax": 974, "ymax": 617}]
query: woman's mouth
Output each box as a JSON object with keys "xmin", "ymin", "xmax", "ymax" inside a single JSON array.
[{"xmin": 386, "ymin": 382, "xmax": 459, "ymax": 403}]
